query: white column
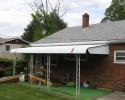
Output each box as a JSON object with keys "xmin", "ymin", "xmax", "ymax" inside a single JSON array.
[
  {"xmin": 76, "ymin": 54, "xmax": 80, "ymax": 95},
  {"xmin": 47, "ymin": 54, "xmax": 50, "ymax": 88},
  {"xmin": 13, "ymin": 53, "xmax": 16, "ymax": 75},
  {"xmin": 30, "ymin": 54, "xmax": 33, "ymax": 84}
]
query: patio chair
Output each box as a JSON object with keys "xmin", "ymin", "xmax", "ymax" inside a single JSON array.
[
  {"xmin": 66, "ymin": 73, "xmax": 71, "ymax": 82},
  {"xmin": 60, "ymin": 73, "xmax": 71, "ymax": 83}
]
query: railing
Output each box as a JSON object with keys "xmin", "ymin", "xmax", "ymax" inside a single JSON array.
[
  {"xmin": 3, "ymin": 66, "xmax": 24, "ymax": 71},
  {"xmin": 1, "ymin": 65, "xmax": 52, "ymax": 86}
]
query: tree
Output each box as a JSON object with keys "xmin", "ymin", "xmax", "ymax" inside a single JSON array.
[
  {"xmin": 21, "ymin": 12, "xmax": 42, "ymax": 42},
  {"xmin": 21, "ymin": 0, "xmax": 68, "ymax": 42},
  {"xmin": 21, "ymin": 45, "xmax": 31, "ymax": 62},
  {"xmin": 33, "ymin": 10, "xmax": 67, "ymax": 41},
  {"xmin": 27, "ymin": 0, "xmax": 69, "ymax": 18},
  {"xmin": 101, "ymin": 0, "xmax": 125, "ymax": 23}
]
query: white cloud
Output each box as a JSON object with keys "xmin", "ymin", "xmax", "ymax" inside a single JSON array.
[
  {"xmin": 0, "ymin": 0, "xmax": 112, "ymax": 38},
  {"xmin": 0, "ymin": 0, "xmax": 34, "ymax": 38},
  {"xmin": 62, "ymin": 0, "xmax": 112, "ymax": 26}
]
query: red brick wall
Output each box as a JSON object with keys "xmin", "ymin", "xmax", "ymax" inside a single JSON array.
[
  {"xmin": 108, "ymin": 44, "xmax": 125, "ymax": 90},
  {"xmin": 42, "ymin": 44, "xmax": 125, "ymax": 90}
]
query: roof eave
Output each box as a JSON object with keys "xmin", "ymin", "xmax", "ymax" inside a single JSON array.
[
  {"xmin": 30, "ymin": 40, "xmax": 125, "ymax": 47},
  {"xmin": 0, "ymin": 38, "xmax": 29, "ymax": 44}
]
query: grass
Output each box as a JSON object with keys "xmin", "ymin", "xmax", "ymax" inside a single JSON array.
[
  {"xmin": 0, "ymin": 83, "xmax": 75, "ymax": 100},
  {"xmin": 22, "ymin": 82, "xmax": 112, "ymax": 100}
]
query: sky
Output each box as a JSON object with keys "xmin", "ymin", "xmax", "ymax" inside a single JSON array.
[{"xmin": 0, "ymin": 0, "xmax": 112, "ymax": 38}]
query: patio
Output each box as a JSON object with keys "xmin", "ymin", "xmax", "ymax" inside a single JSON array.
[{"xmin": 22, "ymin": 82, "xmax": 111, "ymax": 100}]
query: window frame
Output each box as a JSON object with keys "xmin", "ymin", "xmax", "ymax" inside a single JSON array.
[
  {"xmin": 65, "ymin": 54, "xmax": 75, "ymax": 60},
  {"xmin": 65, "ymin": 54, "xmax": 87, "ymax": 61},
  {"xmin": 35, "ymin": 54, "xmax": 42, "ymax": 73},
  {"xmin": 44, "ymin": 54, "xmax": 57, "ymax": 66},
  {"xmin": 6, "ymin": 45, "xmax": 10, "ymax": 50},
  {"xmin": 114, "ymin": 50, "xmax": 125, "ymax": 64}
]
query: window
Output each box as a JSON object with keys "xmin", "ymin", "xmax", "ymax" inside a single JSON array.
[
  {"xmin": 36, "ymin": 54, "xmax": 44, "ymax": 75},
  {"xmin": 36, "ymin": 54, "xmax": 42, "ymax": 70},
  {"xmin": 44, "ymin": 54, "xmax": 57, "ymax": 66},
  {"xmin": 65, "ymin": 54, "xmax": 75, "ymax": 60},
  {"xmin": 65, "ymin": 54, "xmax": 87, "ymax": 61},
  {"xmin": 6, "ymin": 45, "xmax": 10, "ymax": 50},
  {"xmin": 114, "ymin": 51, "xmax": 125, "ymax": 63}
]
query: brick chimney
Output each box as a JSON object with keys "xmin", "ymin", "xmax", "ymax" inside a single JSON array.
[{"xmin": 82, "ymin": 13, "xmax": 89, "ymax": 28}]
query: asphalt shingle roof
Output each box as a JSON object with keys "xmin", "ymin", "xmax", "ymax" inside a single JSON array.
[
  {"xmin": 33, "ymin": 20, "xmax": 125, "ymax": 44},
  {"xmin": 0, "ymin": 38, "xmax": 14, "ymax": 43}
]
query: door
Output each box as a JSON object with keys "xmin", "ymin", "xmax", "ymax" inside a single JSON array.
[{"xmin": 35, "ymin": 54, "xmax": 44, "ymax": 75}]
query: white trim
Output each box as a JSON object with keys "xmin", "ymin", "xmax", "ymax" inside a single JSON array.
[
  {"xmin": 0, "ymin": 38, "xmax": 29, "ymax": 44},
  {"xmin": 88, "ymin": 45, "xmax": 109, "ymax": 54},
  {"xmin": 114, "ymin": 50, "xmax": 125, "ymax": 64},
  {"xmin": 19, "ymin": 38, "xmax": 29, "ymax": 44},
  {"xmin": 6, "ymin": 45, "xmax": 10, "ymax": 50}
]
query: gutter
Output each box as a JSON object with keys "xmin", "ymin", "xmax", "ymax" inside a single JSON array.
[{"xmin": 30, "ymin": 40, "xmax": 125, "ymax": 47}]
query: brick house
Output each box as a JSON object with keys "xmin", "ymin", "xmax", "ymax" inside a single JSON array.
[{"xmin": 11, "ymin": 13, "xmax": 125, "ymax": 91}]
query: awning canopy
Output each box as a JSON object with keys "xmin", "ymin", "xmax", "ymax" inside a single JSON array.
[{"xmin": 10, "ymin": 45, "xmax": 109, "ymax": 54}]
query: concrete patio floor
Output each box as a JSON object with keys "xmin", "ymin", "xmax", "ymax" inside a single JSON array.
[{"xmin": 94, "ymin": 91, "xmax": 125, "ymax": 100}]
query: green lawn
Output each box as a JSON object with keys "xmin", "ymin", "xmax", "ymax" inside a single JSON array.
[
  {"xmin": 22, "ymin": 82, "xmax": 112, "ymax": 100},
  {"xmin": 0, "ymin": 83, "xmax": 75, "ymax": 100}
]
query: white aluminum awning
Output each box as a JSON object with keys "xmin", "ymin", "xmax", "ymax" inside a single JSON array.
[
  {"xmin": 10, "ymin": 44, "xmax": 109, "ymax": 95},
  {"xmin": 10, "ymin": 45, "xmax": 109, "ymax": 54}
]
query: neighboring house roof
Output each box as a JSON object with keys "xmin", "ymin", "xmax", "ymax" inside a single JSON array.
[
  {"xmin": 32, "ymin": 20, "xmax": 125, "ymax": 45},
  {"xmin": 0, "ymin": 38, "xmax": 14, "ymax": 43},
  {"xmin": 0, "ymin": 38, "xmax": 29, "ymax": 44}
]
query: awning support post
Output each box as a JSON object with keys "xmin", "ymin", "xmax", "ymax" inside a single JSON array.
[
  {"xmin": 13, "ymin": 53, "xmax": 16, "ymax": 75},
  {"xmin": 30, "ymin": 54, "xmax": 33, "ymax": 84},
  {"xmin": 47, "ymin": 54, "xmax": 50, "ymax": 88},
  {"xmin": 76, "ymin": 54, "xmax": 80, "ymax": 95}
]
